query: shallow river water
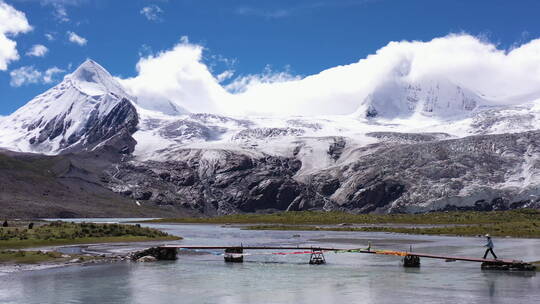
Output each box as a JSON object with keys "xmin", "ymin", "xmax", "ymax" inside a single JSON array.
[{"xmin": 1, "ymin": 222, "xmax": 539, "ymax": 304}]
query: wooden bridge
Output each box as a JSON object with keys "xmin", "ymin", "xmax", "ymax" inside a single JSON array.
[{"xmin": 141, "ymin": 245, "xmax": 537, "ymax": 271}]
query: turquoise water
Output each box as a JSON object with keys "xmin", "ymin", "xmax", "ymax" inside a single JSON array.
[{"xmin": 1, "ymin": 223, "xmax": 539, "ymax": 304}]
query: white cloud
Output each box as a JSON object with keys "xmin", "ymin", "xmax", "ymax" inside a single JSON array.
[
  {"xmin": 119, "ymin": 34, "xmax": 540, "ymax": 117},
  {"xmin": 216, "ymin": 70, "xmax": 234, "ymax": 83},
  {"xmin": 226, "ymin": 65, "xmax": 300, "ymax": 93},
  {"xmin": 52, "ymin": 3, "xmax": 69, "ymax": 22},
  {"xmin": 26, "ymin": 44, "xmax": 48, "ymax": 57},
  {"xmin": 140, "ymin": 5, "xmax": 163, "ymax": 22},
  {"xmin": 0, "ymin": 1, "xmax": 32, "ymax": 70},
  {"xmin": 43, "ymin": 66, "xmax": 64, "ymax": 83},
  {"xmin": 67, "ymin": 31, "xmax": 87, "ymax": 46},
  {"xmin": 9, "ymin": 65, "xmax": 64, "ymax": 87},
  {"xmin": 234, "ymin": 1, "xmax": 375, "ymax": 19},
  {"xmin": 45, "ymin": 33, "xmax": 54, "ymax": 41},
  {"xmin": 39, "ymin": 0, "xmax": 89, "ymax": 23},
  {"xmin": 119, "ymin": 37, "xmax": 227, "ymax": 114},
  {"xmin": 9, "ymin": 66, "xmax": 41, "ymax": 86},
  {"xmin": 235, "ymin": 7, "xmax": 291, "ymax": 19},
  {"xmin": 39, "ymin": 0, "xmax": 86, "ymax": 5}
]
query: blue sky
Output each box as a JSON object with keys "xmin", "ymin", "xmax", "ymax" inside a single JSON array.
[{"xmin": 1, "ymin": 0, "xmax": 540, "ymax": 115}]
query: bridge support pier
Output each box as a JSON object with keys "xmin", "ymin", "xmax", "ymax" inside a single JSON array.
[
  {"xmin": 159, "ymin": 247, "xmax": 179, "ymax": 260},
  {"xmin": 224, "ymin": 247, "xmax": 244, "ymax": 263},
  {"xmin": 309, "ymin": 248, "xmax": 326, "ymax": 265},
  {"xmin": 403, "ymin": 255, "xmax": 420, "ymax": 267},
  {"xmin": 481, "ymin": 261, "xmax": 536, "ymax": 271},
  {"xmin": 132, "ymin": 247, "xmax": 178, "ymax": 261}
]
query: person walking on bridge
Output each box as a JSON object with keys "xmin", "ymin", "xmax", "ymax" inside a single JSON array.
[{"xmin": 483, "ymin": 234, "xmax": 498, "ymax": 259}]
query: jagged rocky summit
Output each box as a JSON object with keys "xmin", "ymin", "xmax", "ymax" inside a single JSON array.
[{"xmin": 1, "ymin": 59, "xmax": 540, "ymax": 218}]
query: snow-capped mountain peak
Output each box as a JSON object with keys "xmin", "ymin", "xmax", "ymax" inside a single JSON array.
[
  {"xmin": 66, "ymin": 59, "xmax": 131, "ymax": 99},
  {"xmin": 0, "ymin": 60, "xmax": 138, "ymax": 154},
  {"xmin": 358, "ymin": 77, "xmax": 484, "ymax": 119}
]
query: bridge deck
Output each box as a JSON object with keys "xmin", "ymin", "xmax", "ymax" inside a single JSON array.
[
  {"xmin": 406, "ymin": 252, "xmax": 520, "ymax": 264},
  {"xmin": 160, "ymin": 245, "xmax": 524, "ymax": 264}
]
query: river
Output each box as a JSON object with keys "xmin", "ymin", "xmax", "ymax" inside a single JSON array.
[{"xmin": 1, "ymin": 222, "xmax": 539, "ymax": 304}]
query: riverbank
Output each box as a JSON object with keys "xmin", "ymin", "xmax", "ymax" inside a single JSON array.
[
  {"xmin": 0, "ymin": 221, "xmax": 181, "ymax": 266},
  {"xmin": 0, "ymin": 248, "xmax": 127, "ymax": 276},
  {"xmin": 146, "ymin": 209, "xmax": 540, "ymax": 238},
  {"xmin": 0, "ymin": 250, "xmax": 93, "ymax": 264}
]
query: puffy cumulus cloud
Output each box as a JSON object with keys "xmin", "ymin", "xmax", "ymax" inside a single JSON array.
[
  {"xmin": 376, "ymin": 34, "xmax": 540, "ymax": 101},
  {"xmin": 120, "ymin": 34, "xmax": 540, "ymax": 116},
  {"xmin": 67, "ymin": 31, "xmax": 86, "ymax": 46},
  {"xmin": 0, "ymin": 1, "xmax": 32, "ymax": 70},
  {"xmin": 42, "ymin": 66, "xmax": 64, "ymax": 83},
  {"xmin": 26, "ymin": 44, "xmax": 48, "ymax": 57},
  {"xmin": 9, "ymin": 65, "xmax": 40, "ymax": 86},
  {"xmin": 119, "ymin": 37, "xmax": 229, "ymax": 114},
  {"xmin": 140, "ymin": 5, "xmax": 163, "ymax": 22},
  {"xmin": 10, "ymin": 65, "xmax": 64, "ymax": 87},
  {"xmin": 228, "ymin": 34, "xmax": 540, "ymax": 116},
  {"xmin": 228, "ymin": 62, "xmax": 371, "ymax": 116}
]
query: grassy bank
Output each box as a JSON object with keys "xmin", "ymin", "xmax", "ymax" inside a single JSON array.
[
  {"xmin": 0, "ymin": 221, "xmax": 181, "ymax": 250},
  {"xmin": 247, "ymin": 221, "xmax": 540, "ymax": 238},
  {"xmin": 146, "ymin": 209, "xmax": 540, "ymax": 225},
  {"xmin": 146, "ymin": 209, "xmax": 540, "ymax": 238}
]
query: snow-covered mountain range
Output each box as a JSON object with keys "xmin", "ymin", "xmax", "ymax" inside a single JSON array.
[{"xmin": 2, "ymin": 60, "xmax": 540, "ymax": 217}]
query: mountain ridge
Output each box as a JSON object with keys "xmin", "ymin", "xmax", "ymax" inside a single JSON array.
[{"xmin": 1, "ymin": 59, "xmax": 540, "ymax": 217}]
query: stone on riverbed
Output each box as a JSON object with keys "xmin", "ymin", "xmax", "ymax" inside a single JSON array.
[{"xmin": 136, "ymin": 256, "xmax": 158, "ymax": 262}]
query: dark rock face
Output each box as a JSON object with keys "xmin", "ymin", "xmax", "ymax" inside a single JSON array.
[
  {"xmin": 160, "ymin": 120, "xmax": 224, "ymax": 141},
  {"xmin": 365, "ymin": 105, "xmax": 378, "ymax": 118},
  {"xmin": 327, "ymin": 137, "xmax": 346, "ymax": 161},
  {"xmin": 100, "ymin": 130, "xmax": 540, "ymax": 215},
  {"xmin": 84, "ymin": 98, "xmax": 138, "ymax": 147},
  {"xmin": 342, "ymin": 180, "xmax": 405, "ymax": 213},
  {"xmin": 34, "ymin": 114, "xmax": 65, "ymax": 144},
  {"xmin": 233, "ymin": 128, "xmax": 305, "ymax": 141},
  {"xmin": 318, "ymin": 130, "xmax": 540, "ymax": 213},
  {"xmin": 366, "ymin": 132, "xmax": 452, "ymax": 144},
  {"xmin": 105, "ymin": 151, "xmax": 309, "ymax": 215},
  {"xmin": 29, "ymin": 98, "xmax": 138, "ymax": 153}
]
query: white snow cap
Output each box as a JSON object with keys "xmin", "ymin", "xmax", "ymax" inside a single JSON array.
[{"xmin": 67, "ymin": 59, "xmax": 132, "ymax": 99}]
